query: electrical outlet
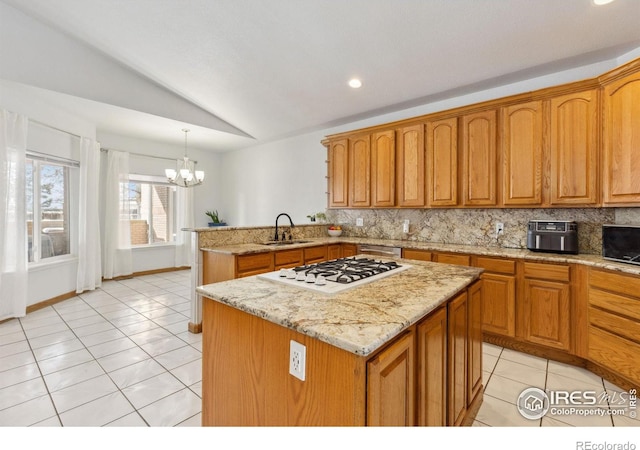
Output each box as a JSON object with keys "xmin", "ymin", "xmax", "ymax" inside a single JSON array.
[
  {"xmin": 496, "ymin": 222, "xmax": 504, "ymax": 237},
  {"xmin": 356, "ymin": 217, "xmax": 364, "ymax": 227},
  {"xmin": 403, "ymin": 219, "xmax": 410, "ymax": 234},
  {"xmin": 289, "ymin": 340, "xmax": 306, "ymax": 381}
]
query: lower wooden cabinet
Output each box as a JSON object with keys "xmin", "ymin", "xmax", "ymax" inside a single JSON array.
[
  {"xmin": 304, "ymin": 245, "xmax": 327, "ymax": 264},
  {"xmin": 447, "ymin": 291, "xmax": 468, "ymax": 426},
  {"xmin": 416, "ymin": 306, "xmax": 447, "ymax": 426},
  {"xmin": 367, "ymin": 330, "xmax": 415, "ymax": 426},
  {"xmin": 274, "ymin": 249, "xmax": 303, "ymax": 269},
  {"xmin": 519, "ymin": 262, "xmax": 571, "ymax": 351},
  {"xmin": 434, "ymin": 252, "xmax": 470, "ymax": 267},
  {"xmin": 474, "ymin": 256, "xmax": 516, "ymax": 338},
  {"xmin": 327, "ymin": 244, "xmax": 342, "ymax": 260},
  {"xmin": 342, "ymin": 243, "xmax": 358, "ymax": 257},
  {"xmin": 467, "ymin": 281, "xmax": 483, "ymax": 404},
  {"xmin": 403, "ymin": 248, "xmax": 433, "ymax": 262}
]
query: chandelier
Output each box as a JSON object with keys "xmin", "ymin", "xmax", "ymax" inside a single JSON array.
[{"xmin": 165, "ymin": 128, "xmax": 205, "ymax": 187}]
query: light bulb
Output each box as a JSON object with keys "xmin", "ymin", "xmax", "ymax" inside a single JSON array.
[{"xmin": 165, "ymin": 169, "xmax": 177, "ymax": 180}]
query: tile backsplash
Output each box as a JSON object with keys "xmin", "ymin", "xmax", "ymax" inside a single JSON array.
[{"xmin": 328, "ymin": 208, "xmax": 640, "ymax": 255}]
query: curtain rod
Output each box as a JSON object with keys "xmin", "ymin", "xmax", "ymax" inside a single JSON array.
[
  {"xmin": 29, "ymin": 118, "xmax": 83, "ymax": 139},
  {"xmin": 100, "ymin": 147, "xmax": 197, "ymax": 164}
]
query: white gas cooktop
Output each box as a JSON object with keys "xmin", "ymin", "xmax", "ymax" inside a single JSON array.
[{"xmin": 257, "ymin": 257, "xmax": 412, "ymax": 295}]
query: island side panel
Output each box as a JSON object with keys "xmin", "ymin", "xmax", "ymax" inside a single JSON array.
[{"xmin": 202, "ymin": 297, "xmax": 367, "ymax": 426}]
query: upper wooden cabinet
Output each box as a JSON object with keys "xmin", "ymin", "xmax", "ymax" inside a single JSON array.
[
  {"xmin": 461, "ymin": 110, "xmax": 498, "ymax": 206},
  {"xmin": 371, "ymin": 130, "xmax": 396, "ymax": 207},
  {"xmin": 328, "ymin": 139, "xmax": 349, "ymax": 207},
  {"xmin": 549, "ymin": 90, "xmax": 599, "ymax": 205},
  {"xmin": 501, "ymin": 100, "xmax": 544, "ymax": 206},
  {"xmin": 427, "ymin": 117, "xmax": 458, "ymax": 206},
  {"xmin": 348, "ymin": 135, "xmax": 371, "ymax": 207},
  {"xmin": 602, "ymin": 70, "xmax": 640, "ymax": 205},
  {"xmin": 396, "ymin": 124, "xmax": 426, "ymax": 207}
]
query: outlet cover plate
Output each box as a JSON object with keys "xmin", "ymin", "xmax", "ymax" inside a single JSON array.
[{"xmin": 289, "ymin": 340, "xmax": 306, "ymax": 381}]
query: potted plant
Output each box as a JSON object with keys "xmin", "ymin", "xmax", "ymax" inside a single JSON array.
[{"xmin": 206, "ymin": 210, "xmax": 226, "ymax": 227}]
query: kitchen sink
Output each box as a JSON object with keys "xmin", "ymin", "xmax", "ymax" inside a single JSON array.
[{"xmin": 260, "ymin": 240, "xmax": 311, "ymax": 246}]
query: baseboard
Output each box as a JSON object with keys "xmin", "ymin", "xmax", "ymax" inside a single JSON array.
[{"xmin": 109, "ymin": 266, "xmax": 190, "ymax": 281}]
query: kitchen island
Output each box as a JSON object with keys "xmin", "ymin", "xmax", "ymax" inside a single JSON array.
[{"xmin": 196, "ymin": 256, "xmax": 483, "ymax": 426}]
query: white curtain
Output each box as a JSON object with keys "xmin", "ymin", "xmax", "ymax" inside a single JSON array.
[
  {"xmin": 76, "ymin": 137, "xmax": 102, "ymax": 292},
  {"xmin": 0, "ymin": 110, "xmax": 28, "ymax": 320},
  {"xmin": 175, "ymin": 186, "xmax": 194, "ymax": 267},
  {"xmin": 101, "ymin": 149, "xmax": 132, "ymax": 278}
]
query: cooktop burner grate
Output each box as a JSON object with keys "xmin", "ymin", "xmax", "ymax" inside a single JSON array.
[{"xmin": 292, "ymin": 257, "xmax": 403, "ymax": 284}]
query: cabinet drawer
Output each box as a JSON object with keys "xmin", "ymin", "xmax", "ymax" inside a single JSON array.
[
  {"xmin": 403, "ymin": 249, "xmax": 432, "ymax": 262},
  {"xmin": 304, "ymin": 245, "xmax": 327, "ymax": 264},
  {"xmin": 523, "ymin": 262, "xmax": 570, "ymax": 282},
  {"xmin": 590, "ymin": 269, "xmax": 640, "ymax": 299},
  {"xmin": 589, "ymin": 326, "xmax": 640, "ymax": 384},
  {"xmin": 236, "ymin": 253, "xmax": 273, "ymax": 274},
  {"xmin": 589, "ymin": 288, "xmax": 640, "ymax": 321},
  {"xmin": 435, "ymin": 253, "xmax": 470, "ymax": 267},
  {"xmin": 589, "ymin": 306, "xmax": 640, "ymax": 344},
  {"xmin": 475, "ymin": 257, "xmax": 515, "ymax": 274},
  {"xmin": 274, "ymin": 249, "xmax": 303, "ymax": 268}
]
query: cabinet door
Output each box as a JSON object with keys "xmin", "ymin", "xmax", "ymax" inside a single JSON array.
[
  {"xmin": 367, "ymin": 330, "xmax": 415, "ymax": 426},
  {"xmin": 274, "ymin": 249, "xmax": 303, "ymax": 270},
  {"xmin": 427, "ymin": 117, "xmax": 458, "ymax": 206},
  {"xmin": 480, "ymin": 273, "xmax": 516, "ymax": 337},
  {"xmin": 348, "ymin": 135, "xmax": 371, "ymax": 207},
  {"xmin": 327, "ymin": 244, "xmax": 342, "ymax": 260},
  {"xmin": 402, "ymin": 248, "xmax": 432, "ymax": 262},
  {"xmin": 461, "ymin": 110, "xmax": 498, "ymax": 206},
  {"xmin": 417, "ymin": 306, "xmax": 447, "ymax": 426},
  {"xmin": 550, "ymin": 90, "xmax": 598, "ymax": 205},
  {"xmin": 521, "ymin": 279, "xmax": 571, "ymax": 351},
  {"xmin": 447, "ymin": 292, "xmax": 467, "ymax": 426},
  {"xmin": 434, "ymin": 252, "xmax": 470, "ymax": 266},
  {"xmin": 467, "ymin": 282, "xmax": 483, "ymax": 406},
  {"xmin": 396, "ymin": 124, "xmax": 425, "ymax": 207},
  {"xmin": 371, "ymin": 130, "xmax": 395, "ymax": 207},
  {"xmin": 328, "ymin": 139, "xmax": 349, "ymax": 207},
  {"xmin": 342, "ymin": 243, "xmax": 358, "ymax": 257},
  {"xmin": 602, "ymin": 72, "xmax": 640, "ymax": 205},
  {"xmin": 501, "ymin": 101, "xmax": 544, "ymax": 205},
  {"xmin": 303, "ymin": 245, "xmax": 327, "ymax": 264}
]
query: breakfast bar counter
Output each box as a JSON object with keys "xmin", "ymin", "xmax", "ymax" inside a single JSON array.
[{"xmin": 197, "ymin": 257, "xmax": 484, "ymax": 426}]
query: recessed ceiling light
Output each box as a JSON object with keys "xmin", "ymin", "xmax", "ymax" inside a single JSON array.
[
  {"xmin": 593, "ymin": 0, "xmax": 615, "ymax": 5},
  {"xmin": 348, "ymin": 78, "xmax": 362, "ymax": 89}
]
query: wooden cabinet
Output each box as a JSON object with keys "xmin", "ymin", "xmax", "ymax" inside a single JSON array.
[
  {"xmin": 348, "ymin": 135, "xmax": 371, "ymax": 207},
  {"xmin": 501, "ymin": 101, "xmax": 544, "ymax": 205},
  {"xmin": 328, "ymin": 139, "xmax": 349, "ymax": 207},
  {"xmin": 367, "ymin": 330, "xmax": 415, "ymax": 426},
  {"xmin": 371, "ymin": 130, "xmax": 395, "ymax": 207},
  {"xmin": 236, "ymin": 252, "xmax": 274, "ymax": 278},
  {"xmin": 549, "ymin": 90, "xmax": 599, "ymax": 205},
  {"xmin": 304, "ymin": 245, "xmax": 327, "ymax": 264},
  {"xmin": 402, "ymin": 248, "xmax": 432, "ymax": 262},
  {"xmin": 588, "ymin": 268, "xmax": 640, "ymax": 385},
  {"xmin": 342, "ymin": 243, "xmax": 358, "ymax": 257},
  {"xmin": 467, "ymin": 281, "xmax": 483, "ymax": 406},
  {"xmin": 426, "ymin": 117, "xmax": 458, "ymax": 206},
  {"xmin": 447, "ymin": 291, "xmax": 468, "ymax": 426},
  {"xmin": 433, "ymin": 252, "xmax": 470, "ymax": 267},
  {"xmin": 519, "ymin": 262, "xmax": 571, "ymax": 351},
  {"xmin": 327, "ymin": 244, "xmax": 342, "ymax": 260},
  {"xmin": 461, "ymin": 110, "xmax": 498, "ymax": 206},
  {"xmin": 416, "ymin": 306, "xmax": 447, "ymax": 426},
  {"xmin": 396, "ymin": 124, "xmax": 425, "ymax": 207},
  {"xmin": 274, "ymin": 249, "xmax": 303, "ymax": 270},
  {"xmin": 602, "ymin": 70, "xmax": 640, "ymax": 205},
  {"xmin": 474, "ymin": 256, "xmax": 516, "ymax": 337}
]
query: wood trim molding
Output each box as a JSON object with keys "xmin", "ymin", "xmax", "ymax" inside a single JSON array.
[{"xmin": 109, "ymin": 266, "xmax": 190, "ymax": 281}]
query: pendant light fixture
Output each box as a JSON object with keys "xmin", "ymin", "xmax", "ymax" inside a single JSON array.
[{"xmin": 165, "ymin": 128, "xmax": 204, "ymax": 187}]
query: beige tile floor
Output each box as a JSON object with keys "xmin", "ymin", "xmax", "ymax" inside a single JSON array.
[{"xmin": 0, "ymin": 270, "xmax": 638, "ymax": 427}]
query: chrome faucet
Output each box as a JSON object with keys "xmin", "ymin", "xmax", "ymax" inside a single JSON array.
[{"xmin": 274, "ymin": 213, "xmax": 294, "ymax": 241}]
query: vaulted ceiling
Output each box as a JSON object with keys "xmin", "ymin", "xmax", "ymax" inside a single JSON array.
[{"xmin": 1, "ymin": 0, "xmax": 639, "ymax": 152}]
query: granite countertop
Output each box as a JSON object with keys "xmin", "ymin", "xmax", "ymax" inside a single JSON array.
[
  {"xmin": 197, "ymin": 257, "xmax": 482, "ymax": 356},
  {"xmin": 200, "ymin": 237, "xmax": 640, "ymax": 276}
]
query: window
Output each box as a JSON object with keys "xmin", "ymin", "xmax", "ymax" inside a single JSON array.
[
  {"xmin": 120, "ymin": 177, "xmax": 177, "ymax": 246},
  {"xmin": 26, "ymin": 157, "xmax": 74, "ymax": 263}
]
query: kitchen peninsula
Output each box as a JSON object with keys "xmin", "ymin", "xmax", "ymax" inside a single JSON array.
[{"xmin": 196, "ymin": 257, "xmax": 483, "ymax": 426}]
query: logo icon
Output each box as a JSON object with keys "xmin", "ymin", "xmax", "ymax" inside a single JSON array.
[{"xmin": 517, "ymin": 387, "xmax": 549, "ymax": 419}]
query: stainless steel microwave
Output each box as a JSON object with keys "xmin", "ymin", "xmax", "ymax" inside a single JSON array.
[{"xmin": 602, "ymin": 224, "xmax": 640, "ymax": 265}]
